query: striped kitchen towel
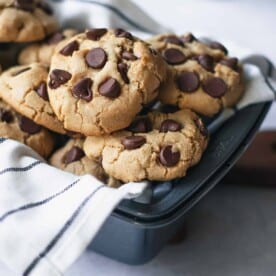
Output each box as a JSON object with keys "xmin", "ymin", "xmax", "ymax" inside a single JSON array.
[
  {"xmin": 0, "ymin": 0, "xmax": 275, "ymax": 275},
  {"xmin": 0, "ymin": 138, "xmax": 147, "ymax": 276}
]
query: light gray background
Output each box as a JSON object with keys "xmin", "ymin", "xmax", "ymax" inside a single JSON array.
[{"xmin": 1, "ymin": 0, "xmax": 276, "ymax": 275}]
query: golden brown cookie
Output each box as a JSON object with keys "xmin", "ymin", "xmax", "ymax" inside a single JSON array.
[
  {"xmin": 84, "ymin": 109, "xmax": 208, "ymax": 182},
  {"xmin": 0, "ymin": 99, "xmax": 54, "ymax": 158},
  {"xmin": 148, "ymin": 33, "xmax": 245, "ymax": 117},
  {"xmin": 18, "ymin": 29, "xmax": 79, "ymax": 65},
  {"xmin": 0, "ymin": 0, "xmax": 58, "ymax": 42},
  {"xmin": 0, "ymin": 63, "xmax": 65, "ymax": 134},
  {"xmin": 147, "ymin": 33, "xmax": 227, "ymax": 60},
  {"xmin": 50, "ymin": 139, "xmax": 121, "ymax": 187},
  {"xmin": 47, "ymin": 28, "xmax": 168, "ymax": 136}
]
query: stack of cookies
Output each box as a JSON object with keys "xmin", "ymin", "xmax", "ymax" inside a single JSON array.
[{"xmin": 0, "ymin": 0, "xmax": 245, "ymax": 186}]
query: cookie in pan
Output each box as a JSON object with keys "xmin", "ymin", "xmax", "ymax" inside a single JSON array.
[
  {"xmin": 0, "ymin": 99, "xmax": 54, "ymax": 158},
  {"xmin": 0, "ymin": 63, "xmax": 65, "ymax": 134},
  {"xmin": 147, "ymin": 33, "xmax": 245, "ymax": 117},
  {"xmin": 147, "ymin": 33, "xmax": 227, "ymax": 60},
  {"xmin": 84, "ymin": 109, "xmax": 208, "ymax": 182},
  {"xmin": 18, "ymin": 29, "xmax": 79, "ymax": 65},
  {"xmin": 47, "ymin": 28, "xmax": 167, "ymax": 136},
  {"xmin": 0, "ymin": 0, "xmax": 58, "ymax": 42},
  {"xmin": 49, "ymin": 139, "xmax": 121, "ymax": 187}
]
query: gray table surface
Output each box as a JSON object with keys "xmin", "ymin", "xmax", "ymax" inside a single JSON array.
[
  {"xmin": 68, "ymin": 182, "xmax": 276, "ymax": 276},
  {"xmin": 1, "ymin": 0, "xmax": 276, "ymax": 275}
]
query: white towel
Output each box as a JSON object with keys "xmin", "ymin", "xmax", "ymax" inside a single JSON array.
[{"xmin": 0, "ymin": 0, "xmax": 275, "ymax": 275}]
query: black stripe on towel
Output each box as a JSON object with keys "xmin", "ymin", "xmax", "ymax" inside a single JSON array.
[
  {"xmin": 0, "ymin": 160, "xmax": 42, "ymax": 176},
  {"xmin": 51, "ymin": 0, "xmax": 153, "ymax": 33},
  {"xmin": 0, "ymin": 138, "xmax": 6, "ymax": 144},
  {"xmin": 0, "ymin": 179, "xmax": 80, "ymax": 222},
  {"xmin": 23, "ymin": 184, "xmax": 105, "ymax": 276}
]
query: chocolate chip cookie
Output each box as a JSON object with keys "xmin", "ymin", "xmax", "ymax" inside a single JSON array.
[
  {"xmin": 18, "ymin": 29, "xmax": 79, "ymax": 65},
  {"xmin": 0, "ymin": 99, "xmax": 54, "ymax": 158},
  {"xmin": 47, "ymin": 28, "xmax": 167, "ymax": 136},
  {"xmin": 0, "ymin": 63, "xmax": 66, "ymax": 134},
  {"xmin": 84, "ymin": 109, "xmax": 208, "ymax": 182},
  {"xmin": 147, "ymin": 33, "xmax": 227, "ymax": 61},
  {"xmin": 50, "ymin": 139, "xmax": 121, "ymax": 187},
  {"xmin": 0, "ymin": 0, "xmax": 58, "ymax": 42},
  {"xmin": 148, "ymin": 33, "xmax": 245, "ymax": 117}
]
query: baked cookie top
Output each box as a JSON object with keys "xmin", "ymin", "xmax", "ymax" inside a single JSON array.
[
  {"xmin": 18, "ymin": 29, "xmax": 79, "ymax": 65},
  {"xmin": 147, "ymin": 33, "xmax": 227, "ymax": 61},
  {"xmin": 0, "ymin": 63, "xmax": 65, "ymax": 134},
  {"xmin": 0, "ymin": 0, "xmax": 58, "ymax": 42},
  {"xmin": 47, "ymin": 28, "xmax": 168, "ymax": 136},
  {"xmin": 0, "ymin": 99, "xmax": 54, "ymax": 158},
  {"xmin": 84, "ymin": 109, "xmax": 208, "ymax": 182},
  {"xmin": 50, "ymin": 139, "xmax": 121, "ymax": 187},
  {"xmin": 148, "ymin": 33, "xmax": 245, "ymax": 117}
]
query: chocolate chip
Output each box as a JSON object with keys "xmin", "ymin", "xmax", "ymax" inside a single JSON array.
[
  {"xmin": 159, "ymin": 145, "xmax": 180, "ymax": 167},
  {"xmin": 72, "ymin": 78, "xmax": 93, "ymax": 102},
  {"xmin": 86, "ymin": 28, "xmax": 107, "ymax": 40},
  {"xmin": 99, "ymin": 78, "xmax": 120, "ymax": 98},
  {"xmin": 203, "ymin": 77, "xmax": 227, "ymax": 98},
  {"xmin": 49, "ymin": 69, "xmax": 72, "ymax": 89},
  {"xmin": 121, "ymin": 136, "xmax": 146, "ymax": 150},
  {"xmin": 176, "ymin": 72, "xmax": 200, "ymax": 92},
  {"xmin": 181, "ymin": 33, "xmax": 197, "ymax": 43},
  {"xmin": 64, "ymin": 146, "xmax": 85, "ymax": 164},
  {"xmin": 0, "ymin": 110, "xmax": 13, "ymax": 123},
  {"xmin": 197, "ymin": 54, "xmax": 214, "ymax": 72},
  {"xmin": 195, "ymin": 118, "xmax": 208, "ymax": 137},
  {"xmin": 164, "ymin": 36, "xmax": 184, "ymax": 47},
  {"xmin": 220, "ymin": 57, "xmax": 238, "ymax": 70},
  {"xmin": 114, "ymin": 28, "xmax": 133, "ymax": 40},
  {"xmin": 14, "ymin": 0, "xmax": 35, "ymax": 12},
  {"xmin": 35, "ymin": 82, "xmax": 49, "ymax": 101},
  {"xmin": 163, "ymin": 48, "xmax": 186, "ymax": 65},
  {"xmin": 12, "ymin": 67, "xmax": 31, "ymax": 76},
  {"xmin": 37, "ymin": 1, "xmax": 53, "ymax": 14},
  {"xmin": 128, "ymin": 118, "xmax": 152, "ymax": 133},
  {"xmin": 209, "ymin": 41, "xmax": 228, "ymax": 54},
  {"xmin": 117, "ymin": 63, "xmax": 129, "ymax": 84},
  {"xmin": 121, "ymin": 51, "xmax": 137, "ymax": 61},
  {"xmin": 160, "ymin": 119, "xmax": 182, "ymax": 132},
  {"xmin": 47, "ymin": 32, "xmax": 64, "ymax": 44},
  {"xmin": 85, "ymin": 48, "xmax": 107, "ymax": 69},
  {"xmin": 19, "ymin": 116, "xmax": 41, "ymax": 134},
  {"xmin": 159, "ymin": 105, "xmax": 180, "ymax": 114},
  {"xmin": 60, "ymin": 40, "xmax": 79, "ymax": 56}
]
